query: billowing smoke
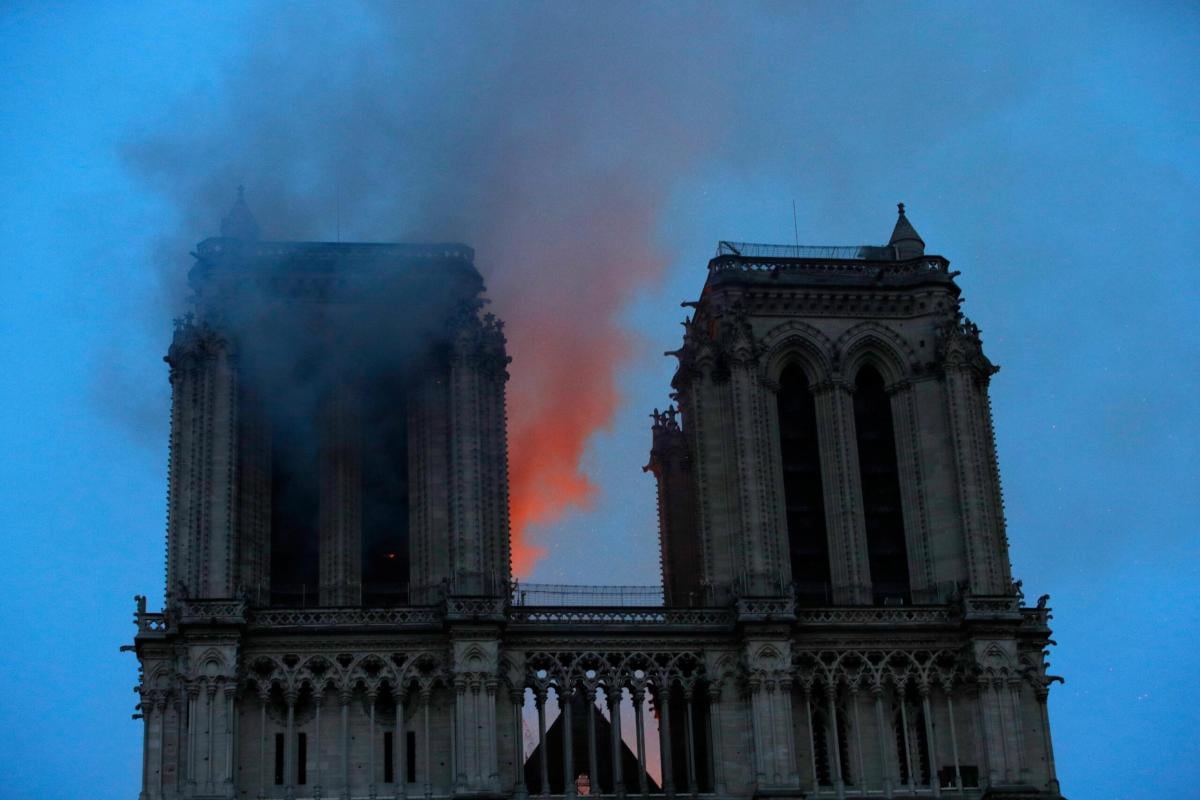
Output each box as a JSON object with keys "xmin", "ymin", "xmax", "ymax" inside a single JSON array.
[
  {"xmin": 127, "ymin": 3, "xmax": 740, "ymax": 573},
  {"xmin": 126, "ymin": 3, "xmax": 1049, "ymax": 574}
]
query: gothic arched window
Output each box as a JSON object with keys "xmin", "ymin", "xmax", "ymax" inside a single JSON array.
[
  {"xmin": 811, "ymin": 699, "xmax": 852, "ymax": 787},
  {"xmin": 268, "ymin": 365, "xmax": 320, "ymax": 607},
  {"xmin": 361, "ymin": 373, "xmax": 410, "ymax": 605},
  {"xmin": 776, "ymin": 364, "xmax": 832, "ymax": 604},
  {"xmin": 853, "ymin": 365, "xmax": 911, "ymax": 604}
]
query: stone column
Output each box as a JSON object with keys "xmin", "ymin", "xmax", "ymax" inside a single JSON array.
[
  {"xmin": 633, "ymin": 687, "xmax": 649, "ymax": 797},
  {"xmin": 186, "ymin": 685, "xmax": 199, "ymax": 795},
  {"xmin": 920, "ymin": 684, "xmax": 941, "ymax": 797},
  {"xmin": 1008, "ymin": 679, "xmax": 1028, "ymax": 783},
  {"xmin": 223, "ymin": 684, "xmax": 237, "ymax": 797},
  {"xmin": 897, "ymin": 687, "xmax": 915, "ymax": 794},
  {"xmin": 1035, "ymin": 686, "xmax": 1061, "ymax": 795},
  {"xmin": 163, "ymin": 320, "xmax": 241, "ymax": 603},
  {"xmin": 562, "ymin": 685, "xmax": 576, "ymax": 799},
  {"xmin": 812, "ymin": 380, "xmax": 872, "ymax": 603},
  {"xmin": 421, "ymin": 690, "xmax": 433, "ymax": 800},
  {"xmin": 205, "ymin": 683, "xmax": 218, "ymax": 795},
  {"xmin": 453, "ymin": 678, "xmax": 468, "ymax": 790},
  {"xmin": 535, "ymin": 689, "xmax": 549, "ymax": 798},
  {"xmin": 485, "ymin": 679, "xmax": 500, "ymax": 788},
  {"xmin": 138, "ymin": 694, "xmax": 150, "ymax": 800},
  {"xmin": 940, "ymin": 339, "xmax": 1008, "ymax": 594},
  {"xmin": 313, "ymin": 689, "xmax": 324, "ymax": 800},
  {"xmin": 944, "ymin": 687, "xmax": 963, "ymax": 794},
  {"xmin": 990, "ymin": 679, "xmax": 1012, "ymax": 783},
  {"xmin": 748, "ymin": 677, "xmax": 766, "ymax": 786},
  {"xmin": 974, "ymin": 679, "xmax": 997, "ymax": 788},
  {"xmin": 888, "ymin": 383, "xmax": 935, "ymax": 599},
  {"xmin": 319, "ymin": 382, "xmax": 362, "ymax": 606},
  {"xmin": 728, "ymin": 347, "xmax": 784, "ymax": 594},
  {"xmin": 609, "ymin": 688, "xmax": 626, "ymax": 797},
  {"xmin": 872, "ymin": 684, "xmax": 894, "ymax": 799},
  {"xmin": 448, "ymin": 326, "xmax": 486, "ymax": 595},
  {"xmin": 826, "ymin": 683, "xmax": 846, "ymax": 800},
  {"xmin": 683, "ymin": 687, "xmax": 697, "ymax": 797},
  {"xmin": 257, "ymin": 691, "xmax": 269, "ymax": 800},
  {"xmin": 368, "ymin": 691, "xmax": 379, "ymax": 800},
  {"xmin": 511, "ymin": 689, "xmax": 527, "ymax": 800},
  {"xmin": 284, "ymin": 689, "xmax": 297, "ymax": 800},
  {"xmin": 175, "ymin": 693, "xmax": 187, "ymax": 799},
  {"xmin": 155, "ymin": 696, "xmax": 167, "ymax": 800},
  {"xmin": 705, "ymin": 683, "xmax": 724, "ymax": 796},
  {"xmin": 803, "ymin": 686, "xmax": 819, "ymax": 795},
  {"xmin": 409, "ymin": 370, "xmax": 452, "ymax": 603},
  {"xmin": 777, "ymin": 677, "xmax": 798, "ymax": 786},
  {"xmin": 394, "ymin": 687, "xmax": 406, "ymax": 800},
  {"xmin": 340, "ymin": 689, "xmax": 352, "ymax": 800},
  {"xmin": 657, "ymin": 685, "xmax": 674, "ymax": 798},
  {"xmin": 586, "ymin": 688, "xmax": 599, "ymax": 792},
  {"xmin": 763, "ymin": 679, "xmax": 779, "ymax": 786},
  {"xmin": 850, "ymin": 686, "xmax": 866, "ymax": 795}
]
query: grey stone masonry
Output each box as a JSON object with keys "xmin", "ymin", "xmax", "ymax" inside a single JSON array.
[{"xmin": 130, "ymin": 199, "xmax": 1064, "ymax": 800}]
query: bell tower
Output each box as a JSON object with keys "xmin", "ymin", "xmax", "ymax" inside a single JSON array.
[
  {"xmin": 647, "ymin": 207, "xmax": 1061, "ymax": 800},
  {"xmin": 163, "ymin": 189, "xmax": 513, "ymax": 609},
  {"xmin": 650, "ymin": 204, "xmax": 1012, "ymax": 608}
]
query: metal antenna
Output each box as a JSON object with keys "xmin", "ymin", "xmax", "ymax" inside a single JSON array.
[{"xmin": 792, "ymin": 199, "xmax": 800, "ymax": 247}]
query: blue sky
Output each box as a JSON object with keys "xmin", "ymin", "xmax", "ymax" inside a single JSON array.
[{"xmin": 0, "ymin": 2, "xmax": 1197, "ymax": 797}]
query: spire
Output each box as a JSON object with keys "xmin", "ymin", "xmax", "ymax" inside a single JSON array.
[
  {"xmin": 888, "ymin": 202, "xmax": 924, "ymax": 259},
  {"xmin": 220, "ymin": 185, "xmax": 260, "ymax": 240}
]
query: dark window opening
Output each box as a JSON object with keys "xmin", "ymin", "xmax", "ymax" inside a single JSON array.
[
  {"xmin": 666, "ymin": 684, "xmax": 713, "ymax": 793},
  {"xmin": 269, "ymin": 376, "xmax": 320, "ymax": 607},
  {"xmin": 777, "ymin": 365, "xmax": 832, "ymax": 605},
  {"xmin": 853, "ymin": 365, "xmax": 911, "ymax": 604},
  {"xmin": 893, "ymin": 700, "xmax": 931, "ymax": 786},
  {"xmin": 274, "ymin": 732, "xmax": 285, "ymax": 785},
  {"xmin": 812, "ymin": 706, "xmax": 832, "ymax": 786},
  {"xmin": 362, "ymin": 374, "xmax": 410, "ymax": 605},
  {"xmin": 811, "ymin": 701, "xmax": 852, "ymax": 787},
  {"xmin": 297, "ymin": 732, "xmax": 307, "ymax": 785},
  {"xmin": 384, "ymin": 731, "xmax": 394, "ymax": 783},
  {"xmin": 938, "ymin": 765, "xmax": 980, "ymax": 789},
  {"xmin": 406, "ymin": 731, "xmax": 417, "ymax": 784}
]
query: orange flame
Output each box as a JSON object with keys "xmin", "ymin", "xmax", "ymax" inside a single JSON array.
[{"xmin": 483, "ymin": 208, "xmax": 666, "ymax": 577}]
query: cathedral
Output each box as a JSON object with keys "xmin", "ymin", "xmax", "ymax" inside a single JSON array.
[{"xmin": 128, "ymin": 193, "xmax": 1065, "ymax": 800}]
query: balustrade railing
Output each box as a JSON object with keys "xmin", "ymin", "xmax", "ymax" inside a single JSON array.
[
  {"xmin": 247, "ymin": 606, "xmax": 441, "ymax": 629},
  {"xmin": 512, "ymin": 582, "xmax": 664, "ymax": 607},
  {"xmin": 794, "ymin": 606, "xmax": 954, "ymax": 626},
  {"xmin": 508, "ymin": 606, "xmax": 734, "ymax": 627},
  {"xmin": 135, "ymin": 611, "xmax": 168, "ymax": 635}
]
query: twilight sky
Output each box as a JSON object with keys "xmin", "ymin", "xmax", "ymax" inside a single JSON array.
[{"xmin": 0, "ymin": 2, "xmax": 1197, "ymax": 797}]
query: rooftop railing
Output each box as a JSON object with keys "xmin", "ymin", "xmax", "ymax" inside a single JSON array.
[
  {"xmin": 716, "ymin": 240, "xmax": 897, "ymax": 260},
  {"xmin": 511, "ymin": 582, "xmax": 664, "ymax": 607}
]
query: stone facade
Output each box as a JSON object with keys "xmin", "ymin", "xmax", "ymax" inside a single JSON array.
[{"xmin": 128, "ymin": 199, "xmax": 1064, "ymax": 800}]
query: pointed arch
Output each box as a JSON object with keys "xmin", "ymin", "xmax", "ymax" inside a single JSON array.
[
  {"xmin": 759, "ymin": 319, "xmax": 835, "ymax": 389},
  {"xmin": 836, "ymin": 321, "xmax": 917, "ymax": 388}
]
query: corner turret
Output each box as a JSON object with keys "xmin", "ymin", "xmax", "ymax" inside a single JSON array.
[{"xmin": 888, "ymin": 202, "xmax": 925, "ymax": 258}]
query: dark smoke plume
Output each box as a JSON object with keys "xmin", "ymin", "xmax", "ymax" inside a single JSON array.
[
  {"xmin": 125, "ymin": 3, "xmax": 1047, "ymax": 572},
  {"xmin": 127, "ymin": 3, "xmax": 744, "ymax": 572}
]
